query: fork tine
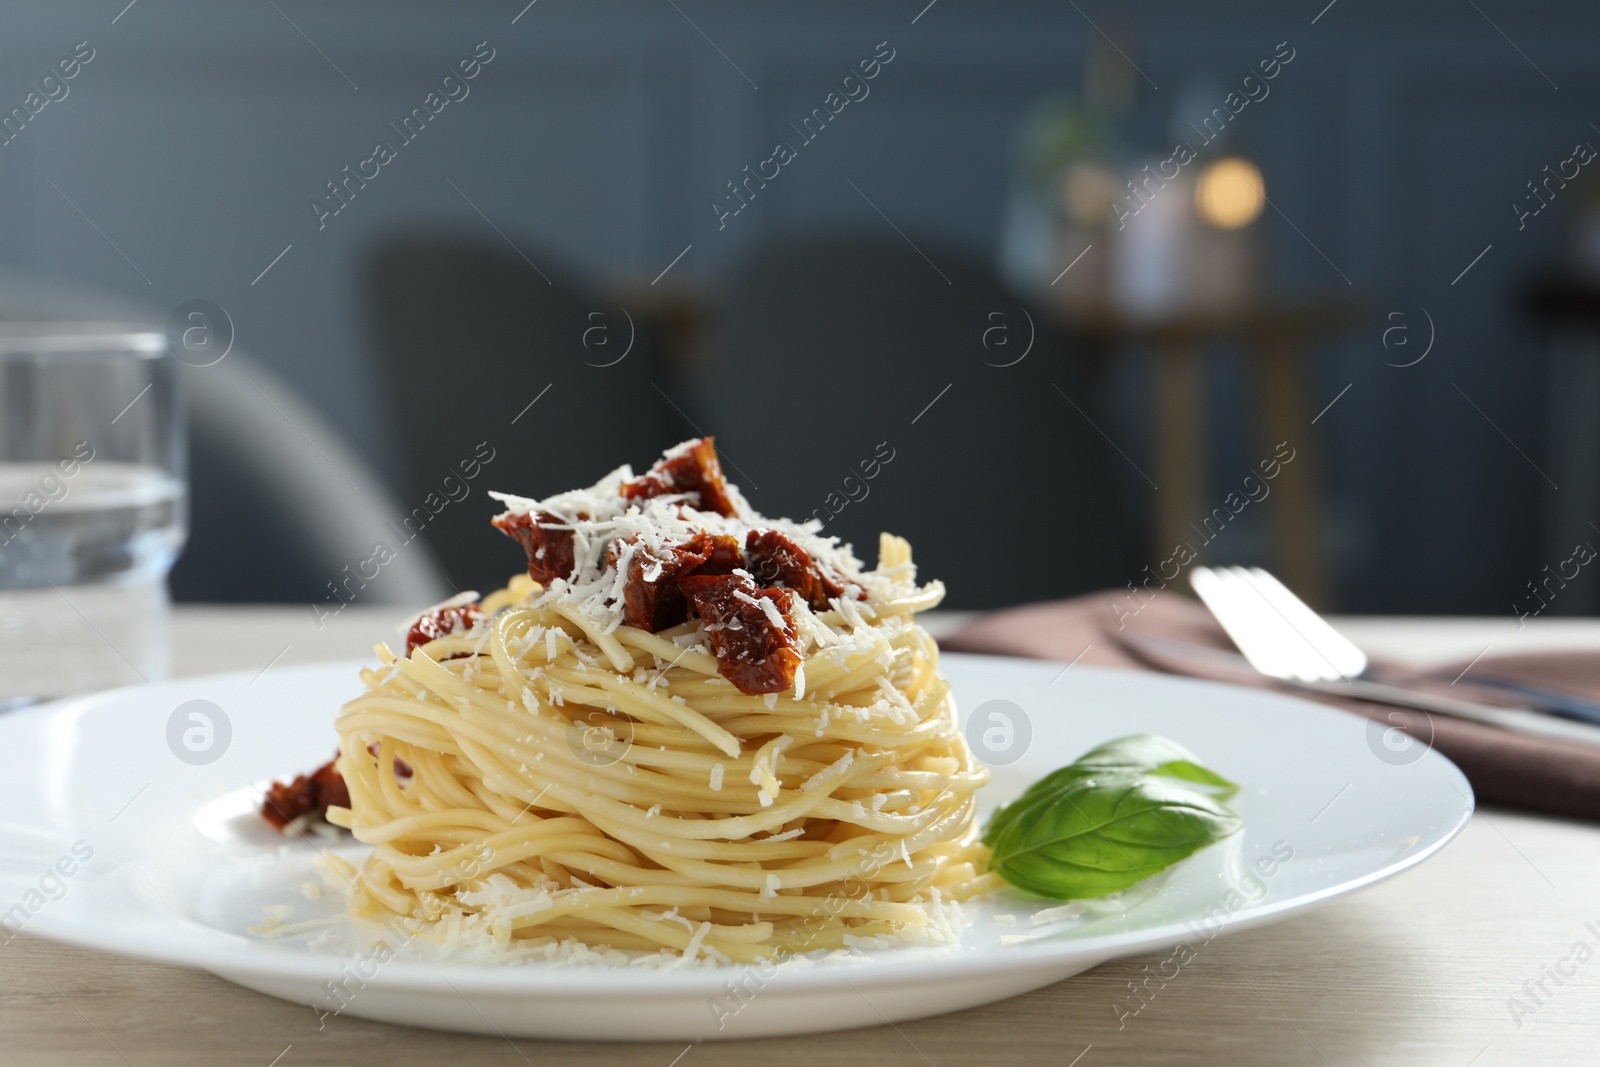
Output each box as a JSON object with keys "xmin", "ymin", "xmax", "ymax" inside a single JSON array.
[
  {"xmin": 1222, "ymin": 567, "xmax": 1333, "ymax": 683},
  {"xmin": 1190, "ymin": 566, "xmax": 1297, "ymax": 680},
  {"xmin": 1241, "ymin": 568, "xmax": 1368, "ymax": 679}
]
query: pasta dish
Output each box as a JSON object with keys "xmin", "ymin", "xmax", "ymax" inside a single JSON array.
[{"xmin": 267, "ymin": 438, "xmax": 995, "ymax": 962}]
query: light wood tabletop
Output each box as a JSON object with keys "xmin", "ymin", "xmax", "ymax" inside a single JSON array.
[{"xmin": 7, "ymin": 606, "xmax": 1599, "ymax": 1066}]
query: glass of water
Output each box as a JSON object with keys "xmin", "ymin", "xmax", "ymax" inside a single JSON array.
[{"xmin": 0, "ymin": 323, "xmax": 185, "ymax": 706}]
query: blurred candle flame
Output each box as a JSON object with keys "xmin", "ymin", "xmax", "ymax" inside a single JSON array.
[{"xmin": 1195, "ymin": 157, "xmax": 1265, "ymax": 228}]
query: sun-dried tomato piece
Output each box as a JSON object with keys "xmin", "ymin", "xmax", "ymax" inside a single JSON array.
[
  {"xmin": 405, "ymin": 602, "xmax": 487, "ymax": 657},
  {"xmin": 679, "ymin": 572, "xmax": 801, "ymax": 695},
  {"xmin": 493, "ymin": 509, "xmax": 577, "ymax": 585},
  {"xmin": 312, "ymin": 759, "xmax": 350, "ymax": 811},
  {"xmin": 261, "ymin": 775, "xmax": 315, "ymax": 829},
  {"xmin": 697, "ymin": 533, "xmax": 743, "ymax": 575},
  {"xmin": 610, "ymin": 532, "xmax": 742, "ymax": 631},
  {"xmin": 261, "ymin": 757, "xmax": 349, "ymax": 830},
  {"xmin": 619, "ymin": 437, "xmax": 739, "ymax": 517},
  {"xmin": 743, "ymin": 529, "xmax": 856, "ymax": 610}
]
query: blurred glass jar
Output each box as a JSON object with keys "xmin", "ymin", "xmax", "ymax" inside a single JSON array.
[{"xmin": 0, "ymin": 324, "xmax": 184, "ymax": 706}]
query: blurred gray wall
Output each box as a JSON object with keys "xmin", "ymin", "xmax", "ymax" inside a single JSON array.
[{"xmin": 0, "ymin": 1, "xmax": 1594, "ymax": 610}]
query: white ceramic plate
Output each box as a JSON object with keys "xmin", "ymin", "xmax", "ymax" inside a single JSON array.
[{"xmin": 0, "ymin": 654, "xmax": 1471, "ymax": 1041}]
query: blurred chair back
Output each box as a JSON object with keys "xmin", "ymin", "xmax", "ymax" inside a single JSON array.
[
  {"xmin": 177, "ymin": 356, "xmax": 449, "ymax": 606},
  {"xmin": 362, "ymin": 234, "xmax": 679, "ymax": 593},
  {"xmin": 698, "ymin": 234, "xmax": 1135, "ymax": 609}
]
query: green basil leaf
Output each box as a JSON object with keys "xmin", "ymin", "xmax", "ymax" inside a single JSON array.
[
  {"xmin": 986, "ymin": 772, "xmax": 1241, "ymax": 900},
  {"xmin": 982, "ymin": 767, "xmax": 1081, "ymax": 846},
  {"xmin": 1071, "ymin": 734, "xmax": 1239, "ymax": 794},
  {"xmin": 982, "ymin": 734, "xmax": 1237, "ymax": 848}
]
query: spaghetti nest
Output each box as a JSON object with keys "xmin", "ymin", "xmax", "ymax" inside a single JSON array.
[{"xmin": 328, "ymin": 536, "xmax": 997, "ymax": 964}]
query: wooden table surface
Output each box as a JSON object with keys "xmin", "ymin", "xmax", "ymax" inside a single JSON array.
[{"xmin": 7, "ymin": 607, "xmax": 1600, "ymax": 1066}]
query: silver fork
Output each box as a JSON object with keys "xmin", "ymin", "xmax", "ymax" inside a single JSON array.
[{"xmin": 1189, "ymin": 565, "xmax": 1600, "ymax": 748}]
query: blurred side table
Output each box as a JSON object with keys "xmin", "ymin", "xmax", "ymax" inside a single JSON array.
[
  {"xmin": 1523, "ymin": 277, "xmax": 1600, "ymax": 614},
  {"xmin": 1056, "ymin": 297, "xmax": 1359, "ymax": 608}
]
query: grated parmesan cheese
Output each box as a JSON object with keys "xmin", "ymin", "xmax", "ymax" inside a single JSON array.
[
  {"xmin": 758, "ymin": 827, "xmax": 805, "ymax": 843},
  {"xmin": 1030, "ymin": 903, "xmax": 1085, "ymax": 926},
  {"xmin": 485, "ymin": 443, "xmax": 942, "ymax": 662}
]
